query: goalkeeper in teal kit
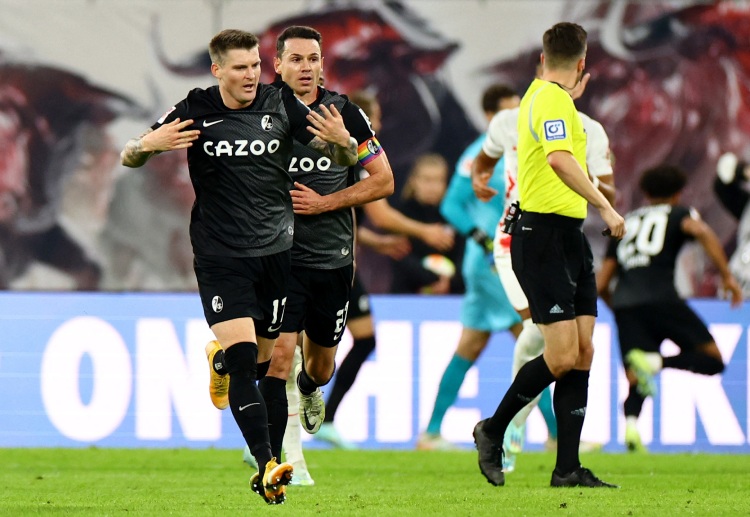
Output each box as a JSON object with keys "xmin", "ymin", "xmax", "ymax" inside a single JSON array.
[{"xmin": 417, "ymin": 85, "xmax": 553, "ymax": 453}]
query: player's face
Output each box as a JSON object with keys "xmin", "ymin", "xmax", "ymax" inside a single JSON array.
[
  {"xmin": 274, "ymin": 38, "xmax": 323, "ymax": 102},
  {"xmin": 211, "ymin": 47, "xmax": 261, "ymax": 109},
  {"xmin": 412, "ymin": 163, "xmax": 447, "ymax": 206}
]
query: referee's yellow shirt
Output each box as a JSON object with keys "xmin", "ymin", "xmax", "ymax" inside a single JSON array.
[{"xmin": 517, "ymin": 79, "xmax": 587, "ymax": 219}]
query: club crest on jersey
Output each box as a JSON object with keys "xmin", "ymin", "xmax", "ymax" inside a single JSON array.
[
  {"xmin": 341, "ymin": 246, "xmax": 350, "ymax": 256},
  {"xmin": 261, "ymin": 115, "xmax": 273, "ymax": 131},
  {"xmin": 544, "ymin": 119, "xmax": 566, "ymax": 141},
  {"xmin": 287, "ymin": 226, "xmax": 294, "ymax": 236},
  {"xmin": 367, "ymin": 139, "xmax": 380, "ymax": 155},
  {"xmin": 212, "ymin": 296, "xmax": 223, "ymax": 313}
]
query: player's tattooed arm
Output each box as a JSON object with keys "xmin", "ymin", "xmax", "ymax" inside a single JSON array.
[
  {"xmin": 121, "ymin": 129, "xmax": 157, "ymax": 168},
  {"xmin": 121, "ymin": 118, "xmax": 200, "ymax": 168},
  {"xmin": 308, "ymin": 135, "xmax": 358, "ymax": 166},
  {"xmin": 306, "ymin": 104, "xmax": 358, "ymax": 166}
]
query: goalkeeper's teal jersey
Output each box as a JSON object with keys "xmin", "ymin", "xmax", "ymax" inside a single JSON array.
[
  {"xmin": 440, "ymin": 134, "xmax": 506, "ymax": 277},
  {"xmin": 440, "ymin": 133, "xmax": 519, "ymax": 331}
]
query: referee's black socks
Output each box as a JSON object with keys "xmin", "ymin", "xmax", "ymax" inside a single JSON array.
[
  {"xmin": 553, "ymin": 369, "xmax": 589, "ymax": 475},
  {"xmin": 484, "ymin": 354, "xmax": 556, "ymax": 442}
]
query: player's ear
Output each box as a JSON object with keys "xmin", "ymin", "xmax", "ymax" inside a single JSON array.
[
  {"xmin": 210, "ymin": 62, "xmax": 220, "ymax": 79},
  {"xmin": 273, "ymin": 57, "xmax": 281, "ymax": 74}
]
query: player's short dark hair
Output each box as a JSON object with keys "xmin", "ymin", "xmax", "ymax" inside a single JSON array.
[
  {"xmin": 543, "ymin": 22, "xmax": 587, "ymax": 68},
  {"xmin": 481, "ymin": 84, "xmax": 517, "ymax": 114},
  {"xmin": 209, "ymin": 29, "xmax": 259, "ymax": 65},
  {"xmin": 639, "ymin": 164, "xmax": 687, "ymax": 198},
  {"xmin": 276, "ymin": 26, "xmax": 323, "ymax": 58}
]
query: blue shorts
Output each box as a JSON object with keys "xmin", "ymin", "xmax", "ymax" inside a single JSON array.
[{"xmin": 460, "ymin": 259, "xmax": 521, "ymax": 332}]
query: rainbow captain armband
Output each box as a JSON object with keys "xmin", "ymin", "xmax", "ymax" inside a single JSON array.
[{"xmin": 357, "ymin": 137, "xmax": 383, "ymax": 166}]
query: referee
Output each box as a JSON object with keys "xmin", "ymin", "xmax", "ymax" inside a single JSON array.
[{"xmin": 472, "ymin": 22, "xmax": 624, "ymax": 488}]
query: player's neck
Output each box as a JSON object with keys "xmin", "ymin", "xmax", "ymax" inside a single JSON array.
[
  {"xmin": 543, "ymin": 70, "xmax": 579, "ymax": 94},
  {"xmin": 296, "ymin": 86, "xmax": 320, "ymax": 106}
]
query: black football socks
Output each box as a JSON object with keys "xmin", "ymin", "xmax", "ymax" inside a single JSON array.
[
  {"xmin": 553, "ymin": 369, "xmax": 589, "ymax": 475},
  {"xmin": 224, "ymin": 342, "xmax": 272, "ymax": 472},
  {"xmin": 324, "ymin": 335, "xmax": 375, "ymax": 422},
  {"xmin": 259, "ymin": 376, "xmax": 288, "ymax": 461},
  {"xmin": 483, "ymin": 354, "xmax": 556, "ymax": 442}
]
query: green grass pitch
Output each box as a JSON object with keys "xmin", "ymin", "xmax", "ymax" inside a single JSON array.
[{"xmin": 1, "ymin": 448, "xmax": 749, "ymax": 516}]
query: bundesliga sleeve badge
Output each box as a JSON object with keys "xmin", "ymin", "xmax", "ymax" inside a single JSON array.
[{"xmin": 543, "ymin": 120, "xmax": 566, "ymax": 141}]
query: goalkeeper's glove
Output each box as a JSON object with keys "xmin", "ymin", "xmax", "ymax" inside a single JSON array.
[{"xmin": 469, "ymin": 227, "xmax": 493, "ymax": 254}]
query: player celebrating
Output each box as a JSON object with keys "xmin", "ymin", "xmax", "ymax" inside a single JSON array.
[{"xmin": 122, "ymin": 28, "xmax": 358, "ymax": 505}]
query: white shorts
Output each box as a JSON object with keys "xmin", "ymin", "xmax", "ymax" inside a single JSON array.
[{"xmin": 493, "ymin": 230, "xmax": 528, "ymax": 312}]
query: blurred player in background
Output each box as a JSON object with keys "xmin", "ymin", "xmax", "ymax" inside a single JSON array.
[
  {"xmin": 417, "ymin": 84, "xmax": 523, "ymax": 451},
  {"xmin": 597, "ymin": 164, "xmax": 742, "ymax": 452}
]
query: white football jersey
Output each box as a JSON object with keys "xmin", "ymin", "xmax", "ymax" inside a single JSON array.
[{"xmin": 484, "ymin": 108, "xmax": 612, "ymax": 253}]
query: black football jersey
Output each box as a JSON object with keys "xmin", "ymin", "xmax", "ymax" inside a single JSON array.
[
  {"xmin": 608, "ymin": 204, "xmax": 695, "ymax": 308},
  {"xmin": 152, "ymin": 83, "xmax": 313, "ymax": 257},
  {"xmin": 289, "ymin": 86, "xmax": 376, "ymax": 269}
]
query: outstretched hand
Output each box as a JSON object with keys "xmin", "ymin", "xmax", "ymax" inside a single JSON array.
[
  {"xmin": 142, "ymin": 118, "xmax": 200, "ymax": 152},
  {"xmin": 306, "ymin": 104, "xmax": 351, "ymax": 147}
]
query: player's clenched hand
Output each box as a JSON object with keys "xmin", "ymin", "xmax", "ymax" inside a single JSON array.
[
  {"xmin": 141, "ymin": 119, "xmax": 200, "ymax": 152},
  {"xmin": 472, "ymin": 170, "xmax": 497, "ymax": 202},
  {"xmin": 291, "ymin": 181, "xmax": 331, "ymax": 215},
  {"xmin": 600, "ymin": 206, "xmax": 625, "ymax": 239},
  {"xmin": 306, "ymin": 104, "xmax": 351, "ymax": 147}
]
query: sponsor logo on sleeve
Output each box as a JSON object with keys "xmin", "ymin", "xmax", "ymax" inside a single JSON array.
[{"xmin": 544, "ymin": 120, "xmax": 566, "ymax": 141}]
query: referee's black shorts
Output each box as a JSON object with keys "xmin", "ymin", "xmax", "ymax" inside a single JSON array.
[{"xmin": 510, "ymin": 211, "xmax": 597, "ymax": 324}]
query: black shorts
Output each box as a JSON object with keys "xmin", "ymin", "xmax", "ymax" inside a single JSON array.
[
  {"xmin": 193, "ymin": 250, "xmax": 291, "ymax": 338},
  {"xmin": 614, "ymin": 301, "xmax": 714, "ymax": 362},
  {"xmin": 347, "ymin": 273, "xmax": 371, "ymax": 320},
  {"xmin": 511, "ymin": 211, "xmax": 597, "ymax": 324},
  {"xmin": 280, "ymin": 263, "xmax": 354, "ymax": 347}
]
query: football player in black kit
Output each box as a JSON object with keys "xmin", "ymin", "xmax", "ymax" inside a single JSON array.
[
  {"xmin": 120, "ymin": 29, "xmax": 359, "ymax": 505},
  {"xmin": 597, "ymin": 164, "xmax": 742, "ymax": 452},
  {"xmin": 202, "ymin": 25, "xmax": 395, "ymax": 492},
  {"xmin": 259, "ymin": 25, "xmax": 393, "ymax": 471}
]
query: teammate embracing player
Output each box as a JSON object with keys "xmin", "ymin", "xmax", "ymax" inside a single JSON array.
[
  {"xmin": 120, "ymin": 28, "xmax": 361, "ymax": 505},
  {"xmin": 203, "ymin": 25, "xmax": 395, "ymax": 499}
]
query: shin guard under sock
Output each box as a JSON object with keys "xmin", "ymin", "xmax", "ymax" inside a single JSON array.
[
  {"xmin": 553, "ymin": 369, "xmax": 589, "ymax": 475},
  {"xmin": 224, "ymin": 342, "xmax": 272, "ymax": 469},
  {"xmin": 259, "ymin": 376, "xmax": 288, "ymax": 461}
]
